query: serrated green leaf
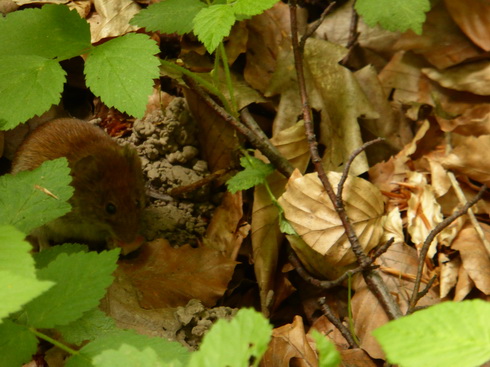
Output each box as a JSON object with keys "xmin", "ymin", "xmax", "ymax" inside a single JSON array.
[
  {"xmin": 85, "ymin": 33, "xmax": 160, "ymax": 118},
  {"xmin": 0, "ymin": 4, "xmax": 91, "ymax": 60},
  {"xmin": 188, "ymin": 308, "xmax": 272, "ymax": 367},
  {"xmin": 22, "ymin": 249, "xmax": 119, "ymax": 328},
  {"xmin": 355, "ymin": 0, "xmax": 430, "ymax": 35},
  {"xmin": 0, "ymin": 320, "xmax": 38, "ymax": 367},
  {"xmin": 0, "ymin": 226, "xmax": 53, "ymax": 320},
  {"xmin": 193, "ymin": 4, "xmax": 236, "ymax": 53},
  {"xmin": 93, "ymin": 344, "xmax": 166, "ymax": 367},
  {"xmin": 311, "ymin": 330, "xmax": 341, "ymax": 367},
  {"xmin": 373, "ymin": 300, "xmax": 490, "ymax": 367},
  {"xmin": 66, "ymin": 330, "xmax": 190, "ymax": 367},
  {"xmin": 57, "ymin": 308, "xmax": 117, "ymax": 345},
  {"xmin": 231, "ymin": 0, "xmax": 279, "ymax": 17},
  {"xmin": 226, "ymin": 156, "xmax": 275, "ymax": 193},
  {"xmin": 0, "ymin": 158, "xmax": 73, "ymax": 233},
  {"xmin": 34, "ymin": 243, "xmax": 89, "ymax": 270},
  {"xmin": 131, "ymin": 0, "xmax": 206, "ymax": 35},
  {"xmin": 0, "ymin": 55, "xmax": 66, "ymax": 130}
]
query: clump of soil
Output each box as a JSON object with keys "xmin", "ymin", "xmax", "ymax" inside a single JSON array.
[
  {"xmin": 120, "ymin": 98, "xmax": 216, "ymax": 245},
  {"xmin": 162, "ymin": 299, "xmax": 237, "ymax": 349}
]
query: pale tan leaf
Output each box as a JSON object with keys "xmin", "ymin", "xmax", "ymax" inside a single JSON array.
[
  {"xmin": 252, "ymin": 122, "xmax": 310, "ymax": 313},
  {"xmin": 436, "ymin": 104, "xmax": 490, "ymax": 136},
  {"xmin": 260, "ymin": 316, "xmax": 317, "ymax": 367},
  {"xmin": 441, "ymin": 134, "xmax": 490, "ymax": 186},
  {"xmin": 278, "ymin": 170, "xmax": 385, "ymax": 267},
  {"xmin": 423, "ymin": 61, "xmax": 490, "ymax": 96},
  {"xmin": 445, "ymin": 0, "xmax": 490, "ymax": 51},
  {"xmin": 452, "ymin": 224, "xmax": 490, "ymax": 295},
  {"xmin": 406, "ymin": 171, "xmax": 443, "ymax": 258},
  {"xmin": 304, "ymin": 38, "xmax": 378, "ymax": 175},
  {"xmin": 439, "ymin": 253, "xmax": 460, "ymax": 298},
  {"xmin": 454, "ymin": 264, "xmax": 474, "ymax": 301}
]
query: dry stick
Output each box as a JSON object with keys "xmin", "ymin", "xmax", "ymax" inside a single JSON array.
[
  {"xmin": 407, "ymin": 184, "xmax": 487, "ymax": 313},
  {"xmin": 289, "ymin": 0, "xmax": 402, "ymax": 319},
  {"xmin": 340, "ymin": 5, "xmax": 360, "ymax": 66},
  {"xmin": 183, "ymin": 76, "xmax": 294, "ymax": 178},
  {"xmin": 318, "ymin": 297, "xmax": 359, "ymax": 348},
  {"xmin": 288, "ymin": 245, "xmax": 379, "ymax": 289},
  {"xmin": 299, "ymin": 1, "xmax": 337, "ymax": 51}
]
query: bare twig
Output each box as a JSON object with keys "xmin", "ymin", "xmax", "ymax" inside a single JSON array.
[
  {"xmin": 337, "ymin": 137, "xmax": 384, "ymax": 202},
  {"xmin": 318, "ymin": 297, "xmax": 359, "ymax": 348},
  {"xmin": 183, "ymin": 75, "xmax": 294, "ymax": 178},
  {"xmin": 288, "ymin": 246, "xmax": 378, "ymax": 289},
  {"xmin": 408, "ymin": 184, "xmax": 487, "ymax": 313},
  {"xmin": 289, "ymin": 0, "xmax": 402, "ymax": 319},
  {"xmin": 299, "ymin": 2, "xmax": 337, "ymax": 51},
  {"xmin": 340, "ymin": 5, "xmax": 360, "ymax": 66}
]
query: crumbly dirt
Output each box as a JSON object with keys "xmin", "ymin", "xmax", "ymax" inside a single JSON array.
[{"xmin": 118, "ymin": 98, "xmax": 216, "ymax": 246}]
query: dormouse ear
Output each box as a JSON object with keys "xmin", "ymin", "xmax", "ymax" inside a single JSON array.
[{"xmin": 72, "ymin": 154, "xmax": 98, "ymax": 179}]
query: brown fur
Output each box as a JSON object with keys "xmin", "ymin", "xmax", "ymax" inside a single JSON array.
[{"xmin": 12, "ymin": 118, "xmax": 146, "ymax": 250}]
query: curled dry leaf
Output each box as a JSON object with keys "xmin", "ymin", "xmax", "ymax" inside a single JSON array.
[
  {"xmin": 423, "ymin": 61, "xmax": 490, "ymax": 96},
  {"xmin": 278, "ymin": 169, "xmax": 385, "ymax": 267}
]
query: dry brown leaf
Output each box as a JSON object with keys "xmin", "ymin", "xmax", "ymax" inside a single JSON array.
[
  {"xmin": 118, "ymin": 239, "xmax": 237, "ymax": 308},
  {"xmin": 260, "ymin": 316, "xmax": 317, "ymax": 367},
  {"xmin": 184, "ymin": 89, "xmax": 240, "ymax": 173},
  {"xmin": 394, "ymin": 1, "xmax": 482, "ymax": 69},
  {"xmin": 423, "ymin": 61, "xmax": 490, "ymax": 96},
  {"xmin": 204, "ymin": 191, "xmax": 249, "ymax": 259},
  {"xmin": 304, "ymin": 38, "xmax": 378, "ymax": 175},
  {"xmin": 339, "ymin": 349, "xmax": 378, "ymax": 367},
  {"xmin": 441, "ymin": 134, "xmax": 490, "ymax": 186},
  {"xmin": 88, "ymin": 0, "xmax": 140, "ymax": 43},
  {"xmin": 352, "ymin": 242, "xmax": 439, "ymax": 359},
  {"xmin": 452, "ymin": 224, "xmax": 490, "ymax": 295},
  {"xmin": 252, "ymin": 121, "xmax": 310, "ymax": 313},
  {"xmin": 437, "ymin": 104, "xmax": 490, "ymax": 136},
  {"xmin": 278, "ymin": 170, "xmax": 385, "ymax": 267},
  {"xmin": 445, "ymin": 0, "xmax": 490, "ymax": 51}
]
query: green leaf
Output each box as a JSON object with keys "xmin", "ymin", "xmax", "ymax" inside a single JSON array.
[
  {"xmin": 0, "ymin": 4, "xmax": 91, "ymax": 60},
  {"xmin": 66, "ymin": 330, "xmax": 190, "ymax": 367},
  {"xmin": 0, "ymin": 158, "xmax": 73, "ymax": 233},
  {"xmin": 85, "ymin": 33, "xmax": 160, "ymax": 118},
  {"xmin": 34, "ymin": 243, "xmax": 89, "ymax": 269},
  {"xmin": 0, "ymin": 55, "xmax": 66, "ymax": 130},
  {"xmin": 226, "ymin": 156, "xmax": 275, "ymax": 193},
  {"xmin": 373, "ymin": 300, "xmax": 490, "ymax": 367},
  {"xmin": 231, "ymin": 0, "xmax": 279, "ymax": 17},
  {"xmin": 311, "ymin": 330, "xmax": 341, "ymax": 367},
  {"xmin": 188, "ymin": 308, "xmax": 272, "ymax": 367},
  {"xmin": 0, "ymin": 320, "xmax": 38, "ymax": 367},
  {"xmin": 0, "ymin": 226, "xmax": 53, "ymax": 321},
  {"xmin": 355, "ymin": 0, "xmax": 430, "ymax": 35},
  {"xmin": 193, "ymin": 4, "xmax": 236, "ymax": 53},
  {"xmin": 57, "ymin": 308, "xmax": 117, "ymax": 345},
  {"xmin": 93, "ymin": 344, "xmax": 167, "ymax": 367},
  {"xmin": 130, "ymin": 0, "xmax": 206, "ymax": 35},
  {"xmin": 22, "ymin": 249, "xmax": 119, "ymax": 328}
]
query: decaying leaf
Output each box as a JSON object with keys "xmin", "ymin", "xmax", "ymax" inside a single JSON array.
[
  {"xmin": 118, "ymin": 239, "xmax": 237, "ymax": 309},
  {"xmin": 278, "ymin": 169, "xmax": 385, "ymax": 267}
]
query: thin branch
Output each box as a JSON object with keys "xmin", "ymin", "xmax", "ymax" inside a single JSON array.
[
  {"xmin": 340, "ymin": 5, "xmax": 360, "ymax": 66},
  {"xmin": 337, "ymin": 137, "xmax": 384, "ymax": 203},
  {"xmin": 183, "ymin": 75, "xmax": 294, "ymax": 178},
  {"xmin": 408, "ymin": 184, "xmax": 487, "ymax": 313},
  {"xmin": 318, "ymin": 297, "xmax": 359, "ymax": 348},
  {"xmin": 289, "ymin": 0, "xmax": 402, "ymax": 319},
  {"xmin": 299, "ymin": 2, "xmax": 337, "ymax": 51}
]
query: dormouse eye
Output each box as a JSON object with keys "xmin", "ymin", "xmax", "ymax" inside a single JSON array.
[{"xmin": 106, "ymin": 202, "xmax": 117, "ymax": 215}]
